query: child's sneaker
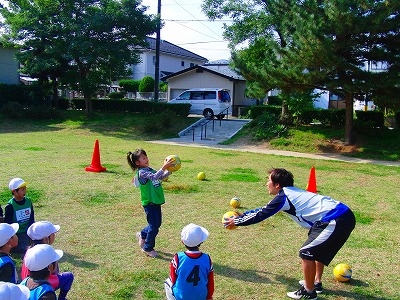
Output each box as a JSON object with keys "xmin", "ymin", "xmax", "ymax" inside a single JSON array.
[
  {"xmin": 142, "ymin": 249, "xmax": 158, "ymax": 258},
  {"xmin": 287, "ymin": 286, "xmax": 317, "ymax": 299},
  {"xmin": 136, "ymin": 232, "xmax": 145, "ymax": 249},
  {"xmin": 298, "ymin": 280, "xmax": 323, "ymax": 294}
]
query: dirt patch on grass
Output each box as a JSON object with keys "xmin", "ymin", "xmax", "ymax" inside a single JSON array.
[{"xmin": 230, "ymin": 135, "xmax": 360, "ymax": 154}]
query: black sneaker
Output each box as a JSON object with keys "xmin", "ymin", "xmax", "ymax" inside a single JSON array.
[
  {"xmin": 298, "ymin": 280, "xmax": 323, "ymax": 294},
  {"xmin": 287, "ymin": 286, "xmax": 318, "ymax": 299}
]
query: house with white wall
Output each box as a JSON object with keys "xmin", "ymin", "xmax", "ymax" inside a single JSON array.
[
  {"xmin": 130, "ymin": 37, "xmax": 208, "ymax": 80},
  {"xmin": 162, "ymin": 60, "xmax": 258, "ymax": 116},
  {"xmin": 0, "ymin": 43, "xmax": 19, "ymax": 85}
]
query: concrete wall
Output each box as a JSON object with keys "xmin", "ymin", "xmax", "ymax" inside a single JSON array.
[{"xmin": 0, "ymin": 46, "xmax": 19, "ymax": 84}]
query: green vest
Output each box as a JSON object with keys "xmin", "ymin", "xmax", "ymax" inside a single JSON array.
[
  {"xmin": 8, "ymin": 197, "xmax": 32, "ymax": 234},
  {"xmin": 136, "ymin": 169, "xmax": 165, "ymax": 206}
]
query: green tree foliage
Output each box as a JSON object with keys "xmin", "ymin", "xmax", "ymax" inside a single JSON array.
[
  {"xmin": 0, "ymin": 0, "xmax": 158, "ymax": 114},
  {"xmin": 119, "ymin": 79, "xmax": 140, "ymax": 93},
  {"xmin": 202, "ymin": 0, "xmax": 400, "ymax": 144},
  {"xmin": 159, "ymin": 81, "xmax": 168, "ymax": 92},
  {"xmin": 139, "ymin": 76, "xmax": 155, "ymax": 92}
]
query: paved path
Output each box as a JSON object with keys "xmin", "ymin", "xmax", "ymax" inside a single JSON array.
[{"xmin": 151, "ymin": 118, "xmax": 400, "ymax": 167}]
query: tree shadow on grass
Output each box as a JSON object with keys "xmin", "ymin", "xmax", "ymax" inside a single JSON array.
[{"xmin": 62, "ymin": 252, "xmax": 98, "ymax": 269}]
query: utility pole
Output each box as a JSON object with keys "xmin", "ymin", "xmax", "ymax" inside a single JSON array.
[{"xmin": 154, "ymin": 0, "xmax": 161, "ymax": 102}]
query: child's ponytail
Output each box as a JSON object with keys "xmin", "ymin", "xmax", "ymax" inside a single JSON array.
[{"xmin": 127, "ymin": 149, "xmax": 147, "ymax": 171}]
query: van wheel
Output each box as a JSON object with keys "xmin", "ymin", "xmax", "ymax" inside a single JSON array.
[
  {"xmin": 203, "ymin": 109, "xmax": 214, "ymax": 119},
  {"xmin": 216, "ymin": 114, "xmax": 225, "ymax": 120}
]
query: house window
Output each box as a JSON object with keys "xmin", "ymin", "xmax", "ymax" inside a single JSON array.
[
  {"xmin": 370, "ymin": 61, "xmax": 388, "ymax": 71},
  {"xmin": 181, "ymin": 61, "xmax": 184, "ymax": 67}
]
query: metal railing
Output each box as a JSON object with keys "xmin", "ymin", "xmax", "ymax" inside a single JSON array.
[{"xmin": 187, "ymin": 107, "xmax": 230, "ymax": 141}]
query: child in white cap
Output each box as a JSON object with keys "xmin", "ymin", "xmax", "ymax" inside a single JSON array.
[
  {"xmin": 164, "ymin": 223, "xmax": 214, "ymax": 300},
  {"xmin": 21, "ymin": 244, "xmax": 63, "ymax": 300},
  {"xmin": 0, "ymin": 223, "xmax": 19, "ymax": 283},
  {"xmin": 21, "ymin": 221, "xmax": 74, "ymax": 300},
  {"xmin": 0, "ymin": 281, "xmax": 30, "ymax": 300},
  {"xmin": 4, "ymin": 177, "xmax": 35, "ymax": 256}
]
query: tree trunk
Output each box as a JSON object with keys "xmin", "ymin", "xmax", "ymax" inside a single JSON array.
[
  {"xmin": 344, "ymin": 92, "xmax": 354, "ymax": 145},
  {"xmin": 84, "ymin": 95, "xmax": 93, "ymax": 115},
  {"xmin": 52, "ymin": 80, "xmax": 59, "ymax": 108}
]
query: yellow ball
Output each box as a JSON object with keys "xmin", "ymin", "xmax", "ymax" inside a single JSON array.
[
  {"xmin": 197, "ymin": 172, "xmax": 206, "ymax": 180},
  {"xmin": 333, "ymin": 263, "xmax": 352, "ymax": 282},
  {"xmin": 165, "ymin": 155, "xmax": 181, "ymax": 172},
  {"xmin": 229, "ymin": 197, "xmax": 241, "ymax": 208},
  {"xmin": 221, "ymin": 211, "xmax": 239, "ymax": 230}
]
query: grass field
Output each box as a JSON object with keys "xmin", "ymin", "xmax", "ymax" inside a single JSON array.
[{"xmin": 0, "ymin": 111, "xmax": 399, "ymax": 300}]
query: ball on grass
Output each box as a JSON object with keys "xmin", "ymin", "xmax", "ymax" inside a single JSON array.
[
  {"xmin": 229, "ymin": 197, "xmax": 241, "ymax": 208},
  {"xmin": 165, "ymin": 155, "xmax": 181, "ymax": 172},
  {"xmin": 333, "ymin": 263, "xmax": 352, "ymax": 282},
  {"xmin": 197, "ymin": 172, "xmax": 206, "ymax": 180}
]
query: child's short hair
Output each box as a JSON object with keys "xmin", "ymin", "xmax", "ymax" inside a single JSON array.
[
  {"xmin": 268, "ymin": 168, "xmax": 294, "ymax": 187},
  {"xmin": 127, "ymin": 149, "xmax": 147, "ymax": 171},
  {"xmin": 29, "ymin": 266, "xmax": 52, "ymax": 280}
]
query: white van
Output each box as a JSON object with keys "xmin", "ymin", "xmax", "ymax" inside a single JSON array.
[{"xmin": 168, "ymin": 88, "xmax": 231, "ymax": 119}]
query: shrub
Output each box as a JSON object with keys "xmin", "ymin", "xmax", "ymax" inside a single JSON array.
[
  {"xmin": 108, "ymin": 92, "xmax": 125, "ymax": 99},
  {"xmin": 139, "ymin": 76, "xmax": 155, "ymax": 92},
  {"xmin": 24, "ymin": 106, "xmax": 61, "ymax": 119},
  {"xmin": 119, "ymin": 79, "xmax": 140, "ymax": 93},
  {"xmin": 355, "ymin": 111, "xmax": 384, "ymax": 128},
  {"xmin": 247, "ymin": 105, "xmax": 281, "ymax": 119},
  {"xmin": 394, "ymin": 111, "xmax": 400, "ymax": 128},
  {"xmin": 1, "ymin": 101, "xmax": 24, "ymax": 118},
  {"xmin": 252, "ymin": 113, "xmax": 288, "ymax": 140}
]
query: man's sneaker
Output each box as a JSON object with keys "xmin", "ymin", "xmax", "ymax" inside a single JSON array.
[
  {"xmin": 287, "ymin": 286, "xmax": 318, "ymax": 300},
  {"xmin": 298, "ymin": 280, "xmax": 323, "ymax": 294},
  {"xmin": 142, "ymin": 249, "xmax": 158, "ymax": 258},
  {"xmin": 136, "ymin": 232, "xmax": 145, "ymax": 249}
]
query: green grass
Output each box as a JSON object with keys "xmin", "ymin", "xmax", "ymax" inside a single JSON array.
[
  {"xmin": 226, "ymin": 122, "xmax": 400, "ymax": 161},
  {"xmin": 0, "ymin": 111, "xmax": 399, "ymax": 300}
]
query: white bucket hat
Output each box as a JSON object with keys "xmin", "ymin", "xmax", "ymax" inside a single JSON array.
[
  {"xmin": 25, "ymin": 244, "xmax": 63, "ymax": 271},
  {"xmin": 0, "ymin": 282, "xmax": 30, "ymax": 300},
  {"xmin": 181, "ymin": 223, "xmax": 209, "ymax": 247},
  {"xmin": 0, "ymin": 223, "xmax": 19, "ymax": 247},
  {"xmin": 8, "ymin": 178, "xmax": 27, "ymax": 191},
  {"xmin": 27, "ymin": 221, "xmax": 60, "ymax": 240}
]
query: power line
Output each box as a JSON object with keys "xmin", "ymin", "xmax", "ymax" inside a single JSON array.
[{"xmin": 170, "ymin": 0, "xmax": 222, "ymax": 40}]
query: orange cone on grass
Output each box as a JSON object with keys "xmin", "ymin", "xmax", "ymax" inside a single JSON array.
[
  {"xmin": 306, "ymin": 167, "xmax": 317, "ymax": 193},
  {"xmin": 85, "ymin": 139, "xmax": 106, "ymax": 172}
]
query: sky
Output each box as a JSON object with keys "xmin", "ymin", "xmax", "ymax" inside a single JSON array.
[
  {"xmin": 0, "ymin": 0, "xmax": 232, "ymax": 61},
  {"xmin": 141, "ymin": 0, "xmax": 232, "ymax": 61}
]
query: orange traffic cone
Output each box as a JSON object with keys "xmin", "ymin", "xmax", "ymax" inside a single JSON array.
[
  {"xmin": 306, "ymin": 167, "xmax": 317, "ymax": 193},
  {"xmin": 85, "ymin": 139, "xmax": 106, "ymax": 172}
]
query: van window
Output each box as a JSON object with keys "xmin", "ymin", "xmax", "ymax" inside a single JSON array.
[
  {"xmin": 204, "ymin": 91, "xmax": 215, "ymax": 99},
  {"xmin": 219, "ymin": 91, "xmax": 231, "ymax": 102},
  {"xmin": 191, "ymin": 91, "xmax": 203, "ymax": 100},
  {"xmin": 177, "ymin": 91, "xmax": 191, "ymax": 100}
]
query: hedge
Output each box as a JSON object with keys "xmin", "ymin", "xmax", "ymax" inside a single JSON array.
[
  {"xmin": 60, "ymin": 98, "xmax": 191, "ymax": 116},
  {"xmin": 299, "ymin": 109, "xmax": 346, "ymax": 126},
  {"xmin": 247, "ymin": 105, "xmax": 281, "ymax": 119},
  {"xmin": 355, "ymin": 110, "xmax": 385, "ymax": 128}
]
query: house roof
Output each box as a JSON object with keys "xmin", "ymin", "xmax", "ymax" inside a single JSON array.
[
  {"xmin": 144, "ymin": 37, "xmax": 208, "ymax": 62},
  {"xmin": 161, "ymin": 63, "xmax": 245, "ymax": 82}
]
